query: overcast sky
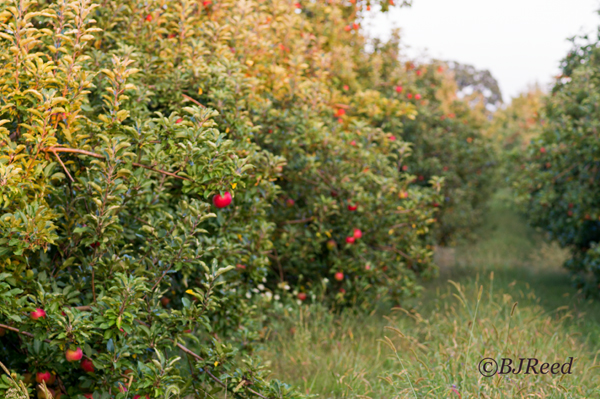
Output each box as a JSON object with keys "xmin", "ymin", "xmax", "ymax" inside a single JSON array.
[{"xmin": 363, "ymin": 0, "xmax": 600, "ymax": 102}]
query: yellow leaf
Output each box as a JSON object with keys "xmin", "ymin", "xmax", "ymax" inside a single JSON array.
[
  {"xmin": 231, "ymin": 182, "xmax": 237, "ymax": 189},
  {"xmin": 185, "ymin": 289, "xmax": 194, "ymax": 295},
  {"xmin": 214, "ymin": 361, "xmax": 219, "ymax": 367},
  {"xmin": 198, "ymin": 88, "xmax": 203, "ymax": 95},
  {"xmin": 246, "ymin": 60, "xmax": 254, "ymax": 67}
]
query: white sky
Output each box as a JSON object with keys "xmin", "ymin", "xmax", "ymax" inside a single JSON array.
[{"xmin": 363, "ymin": 0, "xmax": 600, "ymax": 102}]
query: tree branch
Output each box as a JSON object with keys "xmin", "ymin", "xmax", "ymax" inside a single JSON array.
[{"xmin": 42, "ymin": 147, "xmax": 191, "ymax": 181}]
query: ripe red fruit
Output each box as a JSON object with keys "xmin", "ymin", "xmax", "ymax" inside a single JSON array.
[
  {"xmin": 81, "ymin": 358, "xmax": 95, "ymax": 373},
  {"xmin": 294, "ymin": 2, "xmax": 301, "ymax": 8},
  {"xmin": 31, "ymin": 308, "xmax": 46, "ymax": 320},
  {"xmin": 433, "ymin": 202, "xmax": 439, "ymax": 207},
  {"xmin": 352, "ymin": 23, "xmax": 359, "ymax": 30},
  {"xmin": 298, "ymin": 293, "xmax": 307, "ymax": 301},
  {"xmin": 133, "ymin": 395, "xmax": 150, "ymax": 399},
  {"xmin": 416, "ymin": 69, "xmax": 422, "ymax": 76},
  {"xmin": 389, "ymin": 135, "xmax": 396, "ymax": 141},
  {"xmin": 347, "ymin": 204, "xmax": 357, "ymax": 211},
  {"xmin": 402, "ymin": 165, "xmax": 408, "ymax": 171},
  {"xmin": 415, "ymin": 94, "xmax": 422, "ymax": 100},
  {"xmin": 145, "ymin": 14, "xmax": 152, "ymax": 22},
  {"xmin": 343, "ymin": 85, "xmax": 349, "ymax": 91},
  {"xmin": 365, "ymin": 264, "xmax": 371, "ymax": 270},
  {"xmin": 345, "ymin": 236, "xmax": 355, "ymax": 244},
  {"xmin": 334, "ymin": 272, "xmax": 344, "ymax": 281},
  {"xmin": 65, "ymin": 347, "xmax": 83, "ymax": 362},
  {"xmin": 344, "ymin": 25, "xmax": 351, "ymax": 32},
  {"xmin": 286, "ymin": 198, "xmax": 295, "ymax": 207},
  {"xmin": 335, "ymin": 108, "xmax": 346, "ymax": 117},
  {"xmin": 175, "ymin": 118, "xmax": 183, "ymax": 124},
  {"xmin": 353, "ymin": 229, "xmax": 362, "ymax": 239},
  {"xmin": 202, "ymin": 0, "xmax": 212, "ymax": 5},
  {"xmin": 339, "ymin": 288, "xmax": 346, "ymax": 293},
  {"xmin": 407, "ymin": 93, "xmax": 413, "ymax": 99},
  {"xmin": 540, "ymin": 147, "xmax": 546, "ymax": 153},
  {"xmin": 90, "ymin": 241, "xmax": 100, "ymax": 249},
  {"xmin": 36, "ymin": 371, "xmax": 54, "ymax": 385},
  {"xmin": 437, "ymin": 66, "xmax": 444, "ymax": 73},
  {"xmin": 236, "ymin": 264, "xmax": 246, "ymax": 269},
  {"xmin": 395, "ymin": 85, "xmax": 403, "ymax": 93},
  {"xmin": 350, "ymin": 140, "xmax": 356, "ymax": 146},
  {"xmin": 84, "ymin": 394, "xmax": 93, "ymax": 399},
  {"xmin": 213, "ymin": 192, "xmax": 232, "ymax": 208},
  {"xmin": 443, "ymin": 166, "xmax": 449, "ymax": 171}
]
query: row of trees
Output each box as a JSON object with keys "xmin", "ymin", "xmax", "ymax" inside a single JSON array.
[
  {"xmin": 0, "ymin": 0, "xmax": 497, "ymax": 397},
  {"xmin": 511, "ymin": 33, "xmax": 600, "ymax": 297}
]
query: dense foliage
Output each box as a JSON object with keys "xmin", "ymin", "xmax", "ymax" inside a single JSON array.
[
  {"xmin": 513, "ymin": 34, "xmax": 600, "ymax": 297},
  {"xmin": 0, "ymin": 0, "xmax": 497, "ymax": 397}
]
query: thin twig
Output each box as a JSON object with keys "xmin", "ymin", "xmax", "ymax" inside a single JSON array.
[{"xmin": 50, "ymin": 150, "xmax": 74, "ymax": 182}]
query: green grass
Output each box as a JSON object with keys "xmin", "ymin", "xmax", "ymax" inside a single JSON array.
[{"xmin": 258, "ymin": 193, "xmax": 600, "ymax": 398}]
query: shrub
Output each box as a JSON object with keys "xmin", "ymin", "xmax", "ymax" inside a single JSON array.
[{"xmin": 512, "ymin": 34, "xmax": 600, "ymax": 296}]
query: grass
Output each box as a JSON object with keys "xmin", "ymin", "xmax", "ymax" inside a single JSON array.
[{"xmin": 257, "ymin": 193, "xmax": 600, "ymax": 398}]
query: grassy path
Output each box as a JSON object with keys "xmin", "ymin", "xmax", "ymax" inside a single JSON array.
[{"xmin": 258, "ymin": 195, "xmax": 600, "ymax": 398}]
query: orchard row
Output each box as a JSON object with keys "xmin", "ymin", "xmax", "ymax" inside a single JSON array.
[{"xmin": 0, "ymin": 0, "xmax": 495, "ymax": 398}]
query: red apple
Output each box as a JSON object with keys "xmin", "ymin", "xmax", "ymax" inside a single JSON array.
[
  {"xmin": 352, "ymin": 23, "xmax": 359, "ymax": 30},
  {"xmin": 540, "ymin": 147, "xmax": 546, "ymax": 153},
  {"xmin": 365, "ymin": 264, "xmax": 371, "ymax": 270},
  {"xmin": 298, "ymin": 293, "xmax": 307, "ymax": 301},
  {"xmin": 343, "ymin": 85, "xmax": 349, "ymax": 91},
  {"xmin": 326, "ymin": 240, "xmax": 337, "ymax": 250},
  {"xmin": 353, "ymin": 229, "xmax": 362, "ymax": 239},
  {"xmin": 347, "ymin": 204, "xmax": 358, "ymax": 211},
  {"xmin": 415, "ymin": 94, "xmax": 422, "ymax": 100},
  {"xmin": 334, "ymin": 272, "xmax": 344, "ymax": 281},
  {"xmin": 345, "ymin": 236, "xmax": 355, "ymax": 244},
  {"xmin": 213, "ymin": 192, "xmax": 232, "ymax": 208},
  {"xmin": 350, "ymin": 140, "xmax": 356, "ymax": 146},
  {"xmin": 339, "ymin": 288, "xmax": 346, "ymax": 294},
  {"xmin": 437, "ymin": 66, "xmax": 444, "ymax": 73},
  {"xmin": 399, "ymin": 191, "xmax": 408, "ymax": 199},
  {"xmin": 286, "ymin": 198, "xmax": 295, "ymax": 207},
  {"xmin": 433, "ymin": 202, "xmax": 439, "ymax": 207},
  {"xmin": 416, "ymin": 69, "xmax": 422, "ymax": 76},
  {"xmin": 407, "ymin": 93, "xmax": 413, "ymax": 99},
  {"xmin": 31, "ymin": 308, "xmax": 46, "ymax": 320},
  {"xmin": 36, "ymin": 371, "xmax": 55, "ymax": 385},
  {"xmin": 389, "ymin": 135, "xmax": 396, "ymax": 141},
  {"xmin": 344, "ymin": 25, "xmax": 351, "ymax": 32},
  {"xmin": 395, "ymin": 85, "xmax": 403, "ymax": 93},
  {"xmin": 145, "ymin": 14, "xmax": 152, "ymax": 22},
  {"xmin": 81, "ymin": 358, "xmax": 95, "ymax": 373},
  {"xmin": 65, "ymin": 347, "xmax": 83, "ymax": 362}
]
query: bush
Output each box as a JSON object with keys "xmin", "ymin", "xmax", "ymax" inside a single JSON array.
[
  {"xmin": 512, "ymin": 34, "xmax": 600, "ymax": 296},
  {"xmin": 0, "ymin": 0, "xmax": 496, "ymax": 397}
]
